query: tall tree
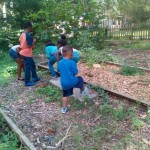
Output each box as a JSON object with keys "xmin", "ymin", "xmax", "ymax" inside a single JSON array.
[{"xmin": 117, "ymin": 0, "xmax": 150, "ymax": 24}]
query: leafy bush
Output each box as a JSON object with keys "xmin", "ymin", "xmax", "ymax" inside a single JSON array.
[
  {"xmin": 0, "ymin": 114, "xmax": 19, "ymax": 150},
  {"xmin": 5, "ymin": 66, "xmax": 17, "ymax": 75},
  {"xmin": 118, "ymin": 65, "xmax": 143, "ymax": 76},
  {"xmin": 80, "ymin": 48, "xmax": 114, "ymax": 66},
  {"xmin": 0, "ymin": 29, "xmax": 22, "ymax": 50},
  {"xmin": 0, "ymin": 52, "xmax": 16, "ymax": 87}
]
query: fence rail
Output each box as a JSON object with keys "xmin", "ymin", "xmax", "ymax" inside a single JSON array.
[{"xmin": 107, "ymin": 25, "xmax": 150, "ymax": 40}]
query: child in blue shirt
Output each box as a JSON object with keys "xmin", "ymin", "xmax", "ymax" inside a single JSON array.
[
  {"xmin": 46, "ymin": 36, "xmax": 67, "ymax": 78},
  {"xmin": 58, "ymin": 45, "xmax": 88, "ymax": 114}
]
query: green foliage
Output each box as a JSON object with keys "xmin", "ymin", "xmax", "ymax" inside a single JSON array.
[
  {"xmin": 117, "ymin": 0, "xmax": 150, "ymax": 24},
  {"xmin": 36, "ymin": 86, "xmax": 61, "ymax": 103},
  {"xmin": 0, "ymin": 114, "xmax": 19, "ymax": 150},
  {"xmin": 131, "ymin": 118, "xmax": 144, "ymax": 130},
  {"xmin": 0, "ymin": 29, "xmax": 22, "ymax": 50},
  {"xmin": 113, "ymin": 107, "xmax": 127, "ymax": 121},
  {"xmin": 122, "ymin": 42, "xmax": 150, "ymax": 50},
  {"xmin": 118, "ymin": 65, "xmax": 143, "ymax": 76},
  {"xmin": 70, "ymin": 95, "xmax": 94, "ymax": 110},
  {"xmin": 5, "ymin": 66, "xmax": 17, "ymax": 75},
  {"xmin": 88, "ymin": 84, "xmax": 110, "ymax": 104},
  {"xmin": 92, "ymin": 125, "xmax": 108, "ymax": 138},
  {"xmin": 0, "ymin": 51, "xmax": 16, "ymax": 87}
]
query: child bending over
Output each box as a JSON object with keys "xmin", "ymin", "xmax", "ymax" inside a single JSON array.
[
  {"xmin": 58, "ymin": 45, "xmax": 88, "ymax": 114},
  {"xmin": 9, "ymin": 45, "xmax": 24, "ymax": 80},
  {"xmin": 48, "ymin": 35, "xmax": 67, "ymax": 78}
]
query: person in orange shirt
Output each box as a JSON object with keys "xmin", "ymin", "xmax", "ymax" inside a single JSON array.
[{"xmin": 19, "ymin": 22, "xmax": 40, "ymax": 86}]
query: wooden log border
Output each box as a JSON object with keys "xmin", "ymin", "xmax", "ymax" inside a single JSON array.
[
  {"xmin": 0, "ymin": 108, "xmax": 37, "ymax": 150},
  {"xmin": 105, "ymin": 61, "xmax": 150, "ymax": 72}
]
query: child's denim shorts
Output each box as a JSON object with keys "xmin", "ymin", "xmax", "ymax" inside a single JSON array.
[
  {"xmin": 9, "ymin": 49, "xmax": 19, "ymax": 59},
  {"xmin": 62, "ymin": 76, "xmax": 84, "ymax": 97}
]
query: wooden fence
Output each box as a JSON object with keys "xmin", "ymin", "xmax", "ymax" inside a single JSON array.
[{"xmin": 107, "ymin": 25, "xmax": 150, "ymax": 40}]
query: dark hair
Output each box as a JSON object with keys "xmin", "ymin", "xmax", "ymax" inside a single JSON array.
[
  {"xmin": 45, "ymin": 39, "xmax": 55, "ymax": 47},
  {"xmin": 61, "ymin": 34, "xmax": 66, "ymax": 39},
  {"xmin": 24, "ymin": 22, "xmax": 32, "ymax": 29},
  {"xmin": 57, "ymin": 34, "xmax": 67, "ymax": 46},
  {"xmin": 45, "ymin": 39, "xmax": 52, "ymax": 44}
]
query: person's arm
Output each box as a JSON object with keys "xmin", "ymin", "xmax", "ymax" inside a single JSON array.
[
  {"xmin": 56, "ymin": 49, "xmax": 61, "ymax": 61},
  {"xmin": 72, "ymin": 61, "xmax": 78, "ymax": 75},
  {"xmin": 16, "ymin": 46, "xmax": 21, "ymax": 53},
  {"xmin": 57, "ymin": 62, "xmax": 60, "ymax": 72}
]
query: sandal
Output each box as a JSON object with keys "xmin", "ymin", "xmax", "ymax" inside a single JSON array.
[{"xmin": 18, "ymin": 78, "xmax": 24, "ymax": 81}]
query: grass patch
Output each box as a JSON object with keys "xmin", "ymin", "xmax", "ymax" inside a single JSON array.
[
  {"xmin": 0, "ymin": 51, "xmax": 17, "ymax": 87},
  {"xmin": 118, "ymin": 65, "xmax": 144, "ymax": 76},
  {"xmin": 36, "ymin": 85, "xmax": 61, "ymax": 103},
  {"xmin": 131, "ymin": 118, "xmax": 144, "ymax": 130},
  {"xmin": 122, "ymin": 42, "xmax": 150, "ymax": 50}
]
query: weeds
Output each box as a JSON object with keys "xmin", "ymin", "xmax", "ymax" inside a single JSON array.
[
  {"xmin": 118, "ymin": 65, "xmax": 143, "ymax": 76},
  {"xmin": 0, "ymin": 114, "xmax": 20, "ymax": 149},
  {"xmin": 88, "ymin": 84, "xmax": 110, "ymax": 104},
  {"xmin": 0, "ymin": 51, "xmax": 16, "ymax": 87},
  {"xmin": 122, "ymin": 42, "xmax": 150, "ymax": 50},
  {"xmin": 36, "ymin": 85, "xmax": 61, "ymax": 103},
  {"xmin": 131, "ymin": 118, "xmax": 144, "ymax": 130}
]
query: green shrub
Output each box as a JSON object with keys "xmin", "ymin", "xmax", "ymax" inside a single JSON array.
[
  {"xmin": 118, "ymin": 65, "xmax": 143, "ymax": 76},
  {"xmin": 0, "ymin": 114, "xmax": 20, "ymax": 150},
  {"xmin": 5, "ymin": 66, "xmax": 17, "ymax": 75}
]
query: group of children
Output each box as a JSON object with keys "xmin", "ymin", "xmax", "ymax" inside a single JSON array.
[{"xmin": 9, "ymin": 22, "xmax": 88, "ymax": 114}]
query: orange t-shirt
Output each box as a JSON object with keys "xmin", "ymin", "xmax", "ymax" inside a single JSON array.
[{"xmin": 19, "ymin": 32, "xmax": 33, "ymax": 57}]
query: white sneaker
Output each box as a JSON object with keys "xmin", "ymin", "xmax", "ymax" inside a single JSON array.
[
  {"xmin": 61, "ymin": 107, "xmax": 68, "ymax": 114},
  {"xmin": 81, "ymin": 86, "xmax": 89, "ymax": 96},
  {"xmin": 52, "ymin": 76, "xmax": 57, "ymax": 79}
]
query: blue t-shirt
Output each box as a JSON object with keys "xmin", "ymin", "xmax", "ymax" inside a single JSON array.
[
  {"xmin": 58, "ymin": 59, "xmax": 79, "ymax": 90},
  {"xmin": 45, "ymin": 46, "xmax": 58, "ymax": 59}
]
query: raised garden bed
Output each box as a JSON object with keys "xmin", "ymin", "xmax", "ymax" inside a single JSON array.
[{"xmin": 37, "ymin": 61, "xmax": 150, "ymax": 106}]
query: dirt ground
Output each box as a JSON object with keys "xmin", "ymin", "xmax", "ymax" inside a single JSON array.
[
  {"xmin": 0, "ymin": 49, "xmax": 150, "ymax": 150},
  {"xmin": 1, "ymin": 76, "xmax": 150, "ymax": 150},
  {"xmin": 111, "ymin": 49, "xmax": 150, "ymax": 68}
]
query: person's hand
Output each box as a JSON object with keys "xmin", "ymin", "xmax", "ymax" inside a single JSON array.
[
  {"xmin": 32, "ymin": 44, "xmax": 36, "ymax": 49},
  {"xmin": 16, "ymin": 46, "xmax": 22, "ymax": 53},
  {"xmin": 33, "ymin": 38, "xmax": 36, "ymax": 45}
]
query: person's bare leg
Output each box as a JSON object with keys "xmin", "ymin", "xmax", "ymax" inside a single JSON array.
[
  {"xmin": 15, "ymin": 58, "xmax": 24, "ymax": 79},
  {"xmin": 62, "ymin": 96, "xmax": 69, "ymax": 108}
]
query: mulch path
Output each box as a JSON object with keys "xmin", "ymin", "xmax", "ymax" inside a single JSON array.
[
  {"xmin": 112, "ymin": 49, "xmax": 150, "ymax": 68},
  {"xmin": 78, "ymin": 63, "xmax": 150, "ymax": 101}
]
